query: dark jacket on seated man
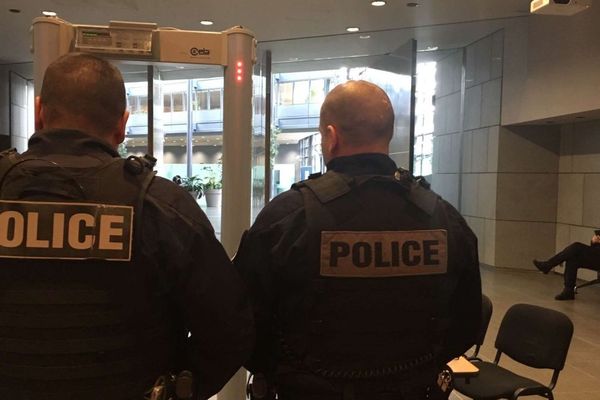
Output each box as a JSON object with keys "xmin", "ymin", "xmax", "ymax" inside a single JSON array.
[{"xmin": 534, "ymin": 232, "xmax": 600, "ymax": 300}]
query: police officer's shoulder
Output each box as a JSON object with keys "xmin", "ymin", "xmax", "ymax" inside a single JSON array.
[
  {"xmin": 290, "ymin": 171, "xmax": 322, "ymax": 190},
  {"xmin": 145, "ymin": 176, "xmax": 214, "ymax": 231},
  {"xmin": 251, "ymin": 188, "xmax": 304, "ymax": 232}
]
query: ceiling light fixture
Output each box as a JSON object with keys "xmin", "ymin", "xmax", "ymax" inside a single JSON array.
[
  {"xmin": 359, "ymin": 35, "xmax": 371, "ymax": 39},
  {"xmin": 346, "ymin": 27, "xmax": 360, "ymax": 32},
  {"xmin": 371, "ymin": 1, "xmax": 386, "ymax": 6},
  {"xmin": 200, "ymin": 20, "xmax": 214, "ymax": 26},
  {"xmin": 406, "ymin": 2, "xmax": 420, "ymax": 7},
  {"xmin": 42, "ymin": 10, "xmax": 57, "ymax": 17}
]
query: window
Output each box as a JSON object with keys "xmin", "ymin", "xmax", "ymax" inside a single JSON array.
[
  {"xmin": 128, "ymin": 95, "xmax": 148, "ymax": 114},
  {"xmin": 209, "ymin": 90, "xmax": 221, "ymax": 109},
  {"xmin": 163, "ymin": 91, "xmax": 187, "ymax": 113},
  {"xmin": 279, "ymin": 82, "xmax": 293, "ymax": 105},
  {"xmin": 194, "ymin": 89, "xmax": 222, "ymax": 111},
  {"xmin": 413, "ymin": 62, "xmax": 437, "ymax": 177},
  {"xmin": 309, "ymin": 79, "xmax": 325, "ymax": 104},
  {"xmin": 293, "ymin": 81, "xmax": 309, "ymax": 104},
  {"xmin": 163, "ymin": 94, "xmax": 171, "ymax": 113},
  {"xmin": 278, "ymin": 79, "xmax": 327, "ymax": 105},
  {"xmin": 173, "ymin": 92, "xmax": 186, "ymax": 112}
]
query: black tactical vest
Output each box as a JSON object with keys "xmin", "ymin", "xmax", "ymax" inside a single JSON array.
[
  {"xmin": 0, "ymin": 149, "xmax": 174, "ymax": 399},
  {"xmin": 278, "ymin": 170, "xmax": 453, "ymax": 394}
]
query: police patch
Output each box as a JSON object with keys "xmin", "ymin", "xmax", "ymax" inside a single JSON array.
[
  {"xmin": 0, "ymin": 200, "xmax": 133, "ymax": 261},
  {"xmin": 320, "ymin": 230, "xmax": 447, "ymax": 277}
]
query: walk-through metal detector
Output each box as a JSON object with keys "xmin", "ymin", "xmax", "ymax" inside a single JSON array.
[{"xmin": 32, "ymin": 16, "xmax": 256, "ymax": 399}]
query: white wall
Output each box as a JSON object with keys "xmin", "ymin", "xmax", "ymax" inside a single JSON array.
[{"xmin": 502, "ymin": 8, "xmax": 600, "ymax": 124}]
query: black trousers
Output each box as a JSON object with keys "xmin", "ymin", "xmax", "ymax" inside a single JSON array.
[
  {"xmin": 545, "ymin": 242, "xmax": 600, "ymax": 288},
  {"xmin": 277, "ymin": 385, "xmax": 447, "ymax": 400}
]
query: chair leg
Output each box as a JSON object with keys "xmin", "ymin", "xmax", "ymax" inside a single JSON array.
[{"xmin": 547, "ymin": 392, "xmax": 554, "ymax": 400}]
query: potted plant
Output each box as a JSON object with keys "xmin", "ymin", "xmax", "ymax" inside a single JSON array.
[
  {"xmin": 180, "ymin": 175, "xmax": 203, "ymax": 199},
  {"xmin": 202, "ymin": 176, "xmax": 222, "ymax": 207}
]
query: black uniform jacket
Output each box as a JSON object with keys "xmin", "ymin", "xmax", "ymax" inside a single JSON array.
[
  {"xmin": 235, "ymin": 153, "xmax": 481, "ymax": 377},
  {"xmin": 18, "ymin": 130, "xmax": 255, "ymax": 398}
]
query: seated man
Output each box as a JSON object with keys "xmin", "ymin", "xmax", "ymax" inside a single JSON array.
[{"xmin": 534, "ymin": 231, "xmax": 600, "ymax": 300}]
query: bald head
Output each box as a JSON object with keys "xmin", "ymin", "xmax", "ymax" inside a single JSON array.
[
  {"xmin": 319, "ymin": 80, "xmax": 394, "ymax": 162},
  {"xmin": 37, "ymin": 53, "xmax": 128, "ymax": 146}
]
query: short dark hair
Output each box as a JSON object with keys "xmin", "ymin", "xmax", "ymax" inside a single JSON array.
[{"xmin": 40, "ymin": 53, "xmax": 126, "ymax": 134}]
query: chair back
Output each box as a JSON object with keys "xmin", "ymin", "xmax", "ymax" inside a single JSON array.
[
  {"xmin": 495, "ymin": 304, "xmax": 573, "ymax": 371},
  {"xmin": 474, "ymin": 294, "xmax": 493, "ymax": 347}
]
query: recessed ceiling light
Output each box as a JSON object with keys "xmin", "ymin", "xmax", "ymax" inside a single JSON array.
[
  {"xmin": 346, "ymin": 27, "xmax": 360, "ymax": 32},
  {"xmin": 406, "ymin": 2, "xmax": 420, "ymax": 7},
  {"xmin": 359, "ymin": 35, "xmax": 371, "ymax": 39},
  {"xmin": 42, "ymin": 10, "xmax": 57, "ymax": 17},
  {"xmin": 9, "ymin": 8, "xmax": 21, "ymax": 13},
  {"xmin": 371, "ymin": 1, "xmax": 387, "ymax": 6},
  {"xmin": 200, "ymin": 20, "xmax": 214, "ymax": 26}
]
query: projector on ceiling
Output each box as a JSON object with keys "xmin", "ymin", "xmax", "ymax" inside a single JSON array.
[{"xmin": 530, "ymin": 0, "xmax": 592, "ymax": 15}]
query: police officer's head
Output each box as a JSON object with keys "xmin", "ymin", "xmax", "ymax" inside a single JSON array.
[
  {"xmin": 319, "ymin": 80, "xmax": 394, "ymax": 164},
  {"xmin": 35, "ymin": 53, "xmax": 129, "ymax": 149}
]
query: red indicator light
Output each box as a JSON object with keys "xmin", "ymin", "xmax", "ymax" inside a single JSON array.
[
  {"xmin": 237, "ymin": 68, "xmax": 242, "ymax": 74},
  {"xmin": 237, "ymin": 61, "xmax": 243, "ymax": 67},
  {"xmin": 237, "ymin": 76, "xmax": 242, "ymax": 81}
]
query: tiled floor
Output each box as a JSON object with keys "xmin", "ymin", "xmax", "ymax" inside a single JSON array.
[{"xmin": 452, "ymin": 265, "xmax": 600, "ymax": 400}]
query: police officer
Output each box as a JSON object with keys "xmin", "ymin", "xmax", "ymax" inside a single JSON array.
[
  {"xmin": 235, "ymin": 80, "xmax": 481, "ymax": 400},
  {"xmin": 0, "ymin": 53, "xmax": 254, "ymax": 399}
]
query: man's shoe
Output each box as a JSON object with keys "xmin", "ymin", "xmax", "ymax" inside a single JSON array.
[
  {"xmin": 555, "ymin": 288, "xmax": 575, "ymax": 301},
  {"xmin": 533, "ymin": 259, "xmax": 552, "ymax": 274}
]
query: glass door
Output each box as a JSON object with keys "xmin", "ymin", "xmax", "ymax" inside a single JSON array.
[
  {"xmin": 259, "ymin": 36, "xmax": 417, "ymax": 197},
  {"xmin": 119, "ymin": 63, "xmax": 226, "ymax": 237}
]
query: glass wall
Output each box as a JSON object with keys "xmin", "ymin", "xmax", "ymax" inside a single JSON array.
[
  {"xmin": 413, "ymin": 61, "xmax": 437, "ymax": 177},
  {"xmin": 251, "ymin": 58, "xmax": 267, "ymax": 222},
  {"xmin": 118, "ymin": 64, "xmax": 225, "ymax": 235},
  {"xmin": 262, "ymin": 44, "xmax": 416, "ymax": 200}
]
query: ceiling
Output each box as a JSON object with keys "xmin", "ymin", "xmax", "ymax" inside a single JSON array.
[{"xmin": 1, "ymin": 0, "xmax": 533, "ymax": 68}]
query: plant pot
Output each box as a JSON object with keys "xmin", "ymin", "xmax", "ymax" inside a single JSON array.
[
  {"xmin": 187, "ymin": 190, "xmax": 200, "ymax": 199},
  {"xmin": 204, "ymin": 189, "xmax": 222, "ymax": 207}
]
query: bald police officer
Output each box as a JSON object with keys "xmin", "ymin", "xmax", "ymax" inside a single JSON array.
[
  {"xmin": 0, "ymin": 53, "xmax": 254, "ymax": 399},
  {"xmin": 235, "ymin": 80, "xmax": 481, "ymax": 400}
]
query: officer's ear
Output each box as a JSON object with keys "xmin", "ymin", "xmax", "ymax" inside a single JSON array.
[
  {"xmin": 114, "ymin": 110, "xmax": 129, "ymax": 145},
  {"xmin": 34, "ymin": 96, "xmax": 44, "ymax": 131},
  {"xmin": 324, "ymin": 124, "xmax": 339, "ymax": 156}
]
